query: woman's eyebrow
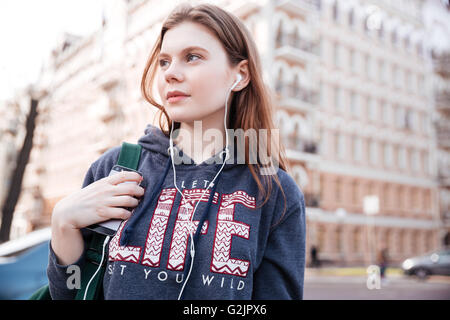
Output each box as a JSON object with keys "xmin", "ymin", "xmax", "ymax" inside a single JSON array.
[{"xmin": 158, "ymin": 46, "xmax": 209, "ymax": 58}]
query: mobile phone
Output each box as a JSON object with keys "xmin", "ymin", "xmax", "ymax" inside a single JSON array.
[{"xmin": 86, "ymin": 165, "xmax": 143, "ymax": 236}]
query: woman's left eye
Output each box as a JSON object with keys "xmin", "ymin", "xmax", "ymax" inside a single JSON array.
[{"xmin": 187, "ymin": 54, "xmax": 201, "ymax": 62}]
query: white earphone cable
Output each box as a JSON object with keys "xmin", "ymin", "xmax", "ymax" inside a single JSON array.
[
  {"xmin": 83, "ymin": 235, "xmax": 110, "ymax": 300},
  {"xmin": 174, "ymin": 75, "xmax": 240, "ymax": 299}
]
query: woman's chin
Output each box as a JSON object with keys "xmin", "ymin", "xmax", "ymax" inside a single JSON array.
[{"xmin": 166, "ymin": 111, "xmax": 203, "ymax": 124}]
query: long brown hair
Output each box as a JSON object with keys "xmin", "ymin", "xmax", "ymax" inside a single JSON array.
[{"xmin": 141, "ymin": 3, "xmax": 290, "ymax": 222}]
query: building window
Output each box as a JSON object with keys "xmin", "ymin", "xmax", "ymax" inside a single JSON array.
[
  {"xmin": 335, "ymin": 87, "xmax": 344, "ymax": 112},
  {"xmin": 411, "ymin": 72, "xmax": 418, "ymax": 92},
  {"xmin": 336, "ymin": 226, "xmax": 342, "ymax": 251},
  {"xmin": 416, "ymin": 42, "xmax": 423, "ymax": 57},
  {"xmin": 391, "ymin": 28, "xmax": 398, "ymax": 46},
  {"xmin": 319, "ymin": 82, "xmax": 324, "ymax": 108},
  {"xmin": 351, "ymin": 180, "xmax": 358, "ymax": 204},
  {"xmin": 405, "ymin": 69, "xmax": 412, "ymax": 91},
  {"xmin": 398, "ymin": 68, "xmax": 404, "ymax": 88},
  {"xmin": 384, "ymin": 61, "xmax": 391, "ymax": 85},
  {"xmin": 319, "ymin": 174, "xmax": 325, "ymax": 202},
  {"xmin": 367, "ymin": 55, "xmax": 376, "ymax": 79},
  {"xmin": 380, "ymin": 60, "xmax": 387, "ymax": 83},
  {"xmin": 369, "ymin": 140, "xmax": 378, "ymax": 166},
  {"xmin": 404, "ymin": 35, "xmax": 410, "ymax": 51},
  {"xmin": 353, "ymin": 136, "xmax": 362, "ymax": 162},
  {"xmin": 424, "ymin": 190, "xmax": 430, "ymax": 212},
  {"xmin": 422, "ymin": 152, "xmax": 429, "ymax": 175},
  {"xmin": 364, "ymin": 53, "xmax": 370, "ymax": 78},
  {"xmin": 382, "ymin": 102, "xmax": 391, "ymax": 125},
  {"xmin": 393, "ymin": 65, "xmax": 401, "ymax": 88},
  {"xmin": 383, "ymin": 184, "xmax": 390, "ymax": 209},
  {"xmin": 317, "ymin": 224, "xmax": 326, "ymax": 252},
  {"xmin": 332, "ymin": 0, "xmax": 339, "ymax": 22},
  {"xmin": 352, "ymin": 228, "xmax": 361, "ymax": 253},
  {"xmin": 349, "ymin": 49, "xmax": 356, "ymax": 73},
  {"xmin": 368, "ymin": 182, "xmax": 375, "ymax": 197},
  {"xmin": 337, "ymin": 133, "xmax": 345, "ymax": 159},
  {"xmin": 335, "ymin": 178, "xmax": 342, "ymax": 203},
  {"xmin": 411, "ymin": 150, "xmax": 420, "ymax": 172},
  {"xmin": 319, "ymin": 38, "xmax": 324, "ymax": 58},
  {"xmin": 320, "ymin": 128, "xmax": 328, "ymax": 156},
  {"xmin": 404, "ymin": 109, "xmax": 411, "ymax": 130},
  {"xmin": 378, "ymin": 21, "xmax": 384, "ymax": 39},
  {"xmin": 396, "ymin": 106, "xmax": 405, "ymax": 129},
  {"xmin": 397, "ymin": 187, "xmax": 403, "ymax": 210},
  {"xmin": 422, "ymin": 115, "xmax": 429, "ymax": 136},
  {"xmin": 348, "ymin": 8, "xmax": 354, "ymax": 27},
  {"xmin": 334, "ymin": 43, "xmax": 341, "ymax": 67},
  {"xmin": 412, "ymin": 188, "xmax": 420, "ymax": 210},
  {"xmin": 418, "ymin": 74, "xmax": 425, "ymax": 95},
  {"xmin": 350, "ymin": 92, "xmax": 358, "ymax": 116},
  {"xmin": 398, "ymin": 147, "xmax": 407, "ymax": 169},
  {"xmin": 384, "ymin": 143, "xmax": 393, "ymax": 167},
  {"xmin": 368, "ymin": 98, "xmax": 378, "ymax": 122}
]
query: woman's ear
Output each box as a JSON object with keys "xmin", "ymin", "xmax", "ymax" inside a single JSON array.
[{"xmin": 232, "ymin": 60, "xmax": 250, "ymax": 92}]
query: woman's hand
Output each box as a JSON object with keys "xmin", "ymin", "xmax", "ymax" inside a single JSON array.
[
  {"xmin": 52, "ymin": 171, "xmax": 145, "ymax": 231},
  {"xmin": 50, "ymin": 171, "xmax": 145, "ymax": 266}
]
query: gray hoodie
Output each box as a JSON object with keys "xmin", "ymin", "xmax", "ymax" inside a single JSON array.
[{"xmin": 47, "ymin": 124, "xmax": 306, "ymax": 299}]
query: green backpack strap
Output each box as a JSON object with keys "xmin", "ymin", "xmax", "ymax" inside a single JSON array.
[
  {"xmin": 29, "ymin": 142, "xmax": 142, "ymax": 300},
  {"xmin": 74, "ymin": 233, "xmax": 109, "ymax": 300},
  {"xmin": 75, "ymin": 142, "xmax": 142, "ymax": 300},
  {"xmin": 29, "ymin": 283, "xmax": 52, "ymax": 300},
  {"xmin": 117, "ymin": 142, "xmax": 142, "ymax": 170}
]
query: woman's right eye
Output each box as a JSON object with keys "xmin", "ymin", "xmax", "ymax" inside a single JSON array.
[{"xmin": 159, "ymin": 59, "xmax": 169, "ymax": 67}]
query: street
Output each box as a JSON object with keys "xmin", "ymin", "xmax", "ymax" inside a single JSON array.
[{"xmin": 304, "ymin": 271, "xmax": 450, "ymax": 300}]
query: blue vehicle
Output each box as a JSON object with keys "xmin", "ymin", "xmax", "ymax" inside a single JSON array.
[{"xmin": 0, "ymin": 228, "xmax": 51, "ymax": 300}]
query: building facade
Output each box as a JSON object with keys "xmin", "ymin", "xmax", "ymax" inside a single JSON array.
[
  {"xmin": 4, "ymin": 0, "xmax": 446, "ymax": 266},
  {"xmin": 423, "ymin": 0, "xmax": 450, "ymax": 247}
]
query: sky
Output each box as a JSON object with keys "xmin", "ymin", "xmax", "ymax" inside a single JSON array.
[
  {"xmin": 0, "ymin": 0, "xmax": 449, "ymax": 102},
  {"xmin": 0, "ymin": 0, "xmax": 105, "ymax": 100}
]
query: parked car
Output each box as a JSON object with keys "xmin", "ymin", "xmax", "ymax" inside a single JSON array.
[
  {"xmin": 401, "ymin": 248, "xmax": 450, "ymax": 279},
  {"xmin": 0, "ymin": 228, "xmax": 51, "ymax": 299}
]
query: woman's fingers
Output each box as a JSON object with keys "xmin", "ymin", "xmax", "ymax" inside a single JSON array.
[
  {"xmin": 102, "ymin": 207, "xmax": 133, "ymax": 220},
  {"xmin": 108, "ymin": 171, "xmax": 143, "ymax": 186},
  {"xmin": 113, "ymin": 183, "xmax": 145, "ymax": 197},
  {"xmin": 107, "ymin": 195, "xmax": 140, "ymax": 209}
]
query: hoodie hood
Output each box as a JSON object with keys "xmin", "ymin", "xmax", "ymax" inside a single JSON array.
[{"xmin": 138, "ymin": 123, "xmax": 243, "ymax": 171}]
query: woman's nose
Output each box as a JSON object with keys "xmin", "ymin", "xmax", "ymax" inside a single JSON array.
[{"xmin": 164, "ymin": 61, "xmax": 184, "ymax": 83}]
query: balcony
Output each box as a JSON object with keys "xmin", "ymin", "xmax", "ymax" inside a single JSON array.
[
  {"xmin": 438, "ymin": 168, "xmax": 450, "ymax": 187},
  {"xmin": 275, "ymin": 33, "xmax": 319, "ymax": 64},
  {"xmin": 304, "ymin": 192, "xmax": 321, "ymax": 208},
  {"xmin": 434, "ymin": 89, "xmax": 450, "ymax": 113},
  {"xmin": 275, "ymin": 0, "xmax": 321, "ymax": 17},
  {"xmin": 283, "ymin": 134, "xmax": 318, "ymax": 153},
  {"xmin": 435, "ymin": 120, "xmax": 450, "ymax": 150},
  {"xmin": 275, "ymin": 82, "xmax": 318, "ymax": 112},
  {"xmin": 432, "ymin": 51, "xmax": 450, "ymax": 77}
]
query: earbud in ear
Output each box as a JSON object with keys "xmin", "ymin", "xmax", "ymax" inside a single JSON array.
[{"xmin": 231, "ymin": 74, "xmax": 242, "ymax": 90}]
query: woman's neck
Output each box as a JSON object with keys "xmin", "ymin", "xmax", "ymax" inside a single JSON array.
[{"xmin": 173, "ymin": 115, "xmax": 228, "ymax": 165}]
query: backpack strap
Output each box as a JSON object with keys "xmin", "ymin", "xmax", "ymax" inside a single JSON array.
[
  {"xmin": 75, "ymin": 142, "xmax": 142, "ymax": 300},
  {"xmin": 117, "ymin": 142, "xmax": 142, "ymax": 170}
]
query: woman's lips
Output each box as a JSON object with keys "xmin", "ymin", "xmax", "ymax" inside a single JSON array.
[{"xmin": 167, "ymin": 95, "xmax": 190, "ymax": 104}]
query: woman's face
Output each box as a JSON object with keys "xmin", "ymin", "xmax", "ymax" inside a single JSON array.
[{"xmin": 157, "ymin": 22, "xmax": 237, "ymax": 126}]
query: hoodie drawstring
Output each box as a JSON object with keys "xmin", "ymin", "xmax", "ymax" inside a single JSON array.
[{"xmin": 120, "ymin": 155, "xmax": 172, "ymax": 246}]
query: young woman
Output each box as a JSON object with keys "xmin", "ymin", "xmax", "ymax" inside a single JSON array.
[{"xmin": 48, "ymin": 3, "xmax": 306, "ymax": 300}]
